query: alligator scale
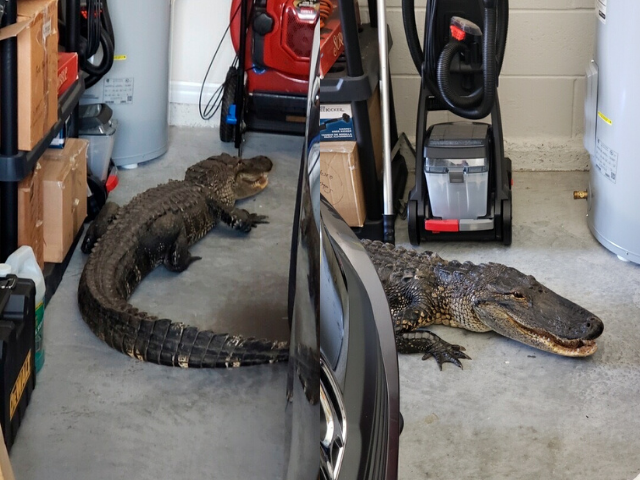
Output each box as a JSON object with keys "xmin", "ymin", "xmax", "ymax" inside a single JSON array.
[
  {"xmin": 362, "ymin": 240, "xmax": 604, "ymax": 369},
  {"xmin": 78, "ymin": 154, "xmax": 289, "ymax": 368}
]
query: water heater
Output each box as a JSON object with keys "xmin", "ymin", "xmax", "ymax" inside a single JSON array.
[
  {"xmin": 582, "ymin": 0, "xmax": 640, "ymax": 264},
  {"xmin": 82, "ymin": 0, "xmax": 172, "ymax": 168}
]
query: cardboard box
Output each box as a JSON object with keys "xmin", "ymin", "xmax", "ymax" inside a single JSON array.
[
  {"xmin": 41, "ymin": 138, "xmax": 88, "ymax": 236},
  {"xmin": 41, "ymin": 138, "xmax": 88, "ymax": 263},
  {"xmin": 18, "ymin": 162, "xmax": 44, "ymax": 270},
  {"xmin": 0, "ymin": 426, "xmax": 16, "ymax": 480},
  {"xmin": 41, "ymin": 152, "xmax": 73, "ymax": 263},
  {"xmin": 0, "ymin": 0, "xmax": 59, "ymax": 151},
  {"xmin": 320, "ymin": 141, "xmax": 366, "ymax": 227}
]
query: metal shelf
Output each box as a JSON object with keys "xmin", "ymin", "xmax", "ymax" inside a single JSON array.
[
  {"xmin": 0, "ymin": 0, "xmax": 82, "ymax": 262},
  {"xmin": 319, "ymin": 1, "xmax": 406, "ymax": 242}
]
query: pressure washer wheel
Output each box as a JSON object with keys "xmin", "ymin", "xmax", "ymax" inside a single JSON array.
[
  {"xmin": 219, "ymin": 66, "xmax": 239, "ymax": 143},
  {"xmin": 502, "ymin": 157, "xmax": 513, "ymax": 246}
]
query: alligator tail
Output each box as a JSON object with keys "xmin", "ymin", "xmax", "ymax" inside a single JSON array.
[{"xmin": 78, "ymin": 280, "xmax": 290, "ymax": 368}]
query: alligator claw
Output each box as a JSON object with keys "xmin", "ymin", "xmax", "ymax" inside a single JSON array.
[
  {"xmin": 397, "ymin": 330, "xmax": 471, "ymax": 370},
  {"xmin": 249, "ymin": 214, "xmax": 269, "ymax": 226},
  {"xmin": 422, "ymin": 348, "xmax": 471, "ymax": 371}
]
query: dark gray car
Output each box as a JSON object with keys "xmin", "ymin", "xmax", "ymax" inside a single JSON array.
[{"xmin": 284, "ymin": 22, "xmax": 400, "ymax": 480}]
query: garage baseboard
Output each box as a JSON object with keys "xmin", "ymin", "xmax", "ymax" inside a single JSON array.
[
  {"xmin": 504, "ymin": 137, "xmax": 590, "ymax": 172},
  {"xmin": 169, "ymin": 81, "xmax": 221, "ymax": 128}
]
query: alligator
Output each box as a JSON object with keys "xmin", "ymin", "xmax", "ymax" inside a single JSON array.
[
  {"xmin": 78, "ymin": 154, "xmax": 289, "ymax": 368},
  {"xmin": 362, "ymin": 239, "xmax": 604, "ymax": 369}
]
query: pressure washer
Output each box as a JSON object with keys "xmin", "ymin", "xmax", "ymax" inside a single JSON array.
[
  {"xmin": 219, "ymin": 0, "xmax": 321, "ymax": 148},
  {"xmin": 402, "ymin": 0, "xmax": 512, "ymax": 245}
]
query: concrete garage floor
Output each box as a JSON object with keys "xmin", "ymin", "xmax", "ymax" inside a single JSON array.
[
  {"xmin": 395, "ymin": 169, "xmax": 640, "ymax": 480},
  {"xmin": 10, "ymin": 128, "xmax": 302, "ymax": 480},
  {"xmin": 8, "ymin": 124, "xmax": 640, "ymax": 480}
]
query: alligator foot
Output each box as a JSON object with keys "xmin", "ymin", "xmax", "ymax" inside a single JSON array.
[
  {"xmin": 222, "ymin": 208, "xmax": 268, "ymax": 233},
  {"xmin": 396, "ymin": 331, "xmax": 471, "ymax": 370},
  {"xmin": 165, "ymin": 232, "xmax": 200, "ymax": 273},
  {"xmin": 81, "ymin": 201, "xmax": 121, "ymax": 253}
]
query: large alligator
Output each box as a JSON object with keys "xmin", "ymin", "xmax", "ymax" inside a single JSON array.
[
  {"xmin": 362, "ymin": 239, "xmax": 604, "ymax": 369},
  {"xmin": 78, "ymin": 154, "xmax": 289, "ymax": 368}
]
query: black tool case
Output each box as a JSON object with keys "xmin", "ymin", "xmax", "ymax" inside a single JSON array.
[{"xmin": 0, "ymin": 275, "xmax": 36, "ymax": 452}]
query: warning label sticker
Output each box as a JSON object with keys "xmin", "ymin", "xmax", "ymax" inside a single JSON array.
[
  {"xmin": 597, "ymin": 0, "xmax": 607, "ymax": 24},
  {"xmin": 104, "ymin": 77, "xmax": 134, "ymax": 105},
  {"xmin": 594, "ymin": 138, "xmax": 618, "ymax": 183}
]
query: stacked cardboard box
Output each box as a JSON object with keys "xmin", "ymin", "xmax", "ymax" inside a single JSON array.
[
  {"xmin": 320, "ymin": 141, "xmax": 366, "ymax": 227},
  {"xmin": 319, "ymin": 87, "xmax": 384, "ymax": 227},
  {"xmin": 40, "ymin": 139, "xmax": 88, "ymax": 263},
  {"xmin": 0, "ymin": 0, "xmax": 59, "ymax": 151}
]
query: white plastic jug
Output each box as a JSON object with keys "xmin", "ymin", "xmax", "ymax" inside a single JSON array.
[{"xmin": 5, "ymin": 246, "xmax": 46, "ymax": 373}]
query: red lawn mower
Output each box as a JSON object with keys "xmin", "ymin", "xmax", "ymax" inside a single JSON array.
[{"xmin": 220, "ymin": 0, "xmax": 328, "ymax": 146}]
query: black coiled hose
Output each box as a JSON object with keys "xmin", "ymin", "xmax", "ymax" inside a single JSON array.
[
  {"xmin": 402, "ymin": 0, "xmax": 423, "ymax": 74},
  {"xmin": 402, "ymin": 0, "xmax": 509, "ymax": 119},
  {"xmin": 437, "ymin": 6, "xmax": 496, "ymax": 118},
  {"xmin": 437, "ymin": 41, "xmax": 483, "ymax": 109}
]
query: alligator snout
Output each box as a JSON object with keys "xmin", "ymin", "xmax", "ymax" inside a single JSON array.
[
  {"xmin": 563, "ymin": 314, "xmax": 604, "ymax": 341},
  {"xmin": 583, "ymin": 316, "xmax": 604, "ymax": 340}
]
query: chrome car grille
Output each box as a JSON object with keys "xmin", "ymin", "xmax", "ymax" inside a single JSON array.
[{"xmin": 320, "ymin": 357, "xmax": 346, "ymax": 480}]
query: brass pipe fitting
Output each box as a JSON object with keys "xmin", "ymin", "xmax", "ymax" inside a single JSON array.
[{"xmin": 573, "ymin": 191, "xmax": 588, "ymax": 200}]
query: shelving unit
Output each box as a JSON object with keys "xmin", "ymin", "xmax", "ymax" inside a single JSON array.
[
  {"xmin": 0, "ymin": 0, "xmax": 84, "ymax": 300},
  {"xmin": 319, "ymin": 0, "xmax": 407, "ymax": 241}
]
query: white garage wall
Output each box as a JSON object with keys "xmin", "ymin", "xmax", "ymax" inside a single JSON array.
[{"xmin": 169, "ymin": 0, "xmax": 236, "ymax": 127}]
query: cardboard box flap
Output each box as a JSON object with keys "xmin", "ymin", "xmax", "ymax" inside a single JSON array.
[
  {"xmin": 0, "ymin": 0, "xmax": 57, "ymax": 42},
  {"xmin": 17, "ymin": 0, "xmax": 56, "ymax": 19},
  {"xmin": 0, "ymin": 20, "xmax": 31, "ymax": 41}
]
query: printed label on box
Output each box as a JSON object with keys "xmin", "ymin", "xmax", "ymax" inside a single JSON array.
[{"xmin": 320, "ymin": 104, "xmax": 355, "ymax": 141}]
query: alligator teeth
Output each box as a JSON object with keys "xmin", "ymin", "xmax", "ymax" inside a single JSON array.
[{"xmin": 514, "ymin": 323, "xmax": 598, "ymax": 357}]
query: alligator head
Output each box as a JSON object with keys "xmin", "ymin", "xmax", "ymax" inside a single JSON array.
[
  {"xmin": 186, "ymin": 153, "xmax": 273, "ymax": 200},
  {"xmin": 469, "ymin": 263, "xmax": 604, "ymax": 356}
]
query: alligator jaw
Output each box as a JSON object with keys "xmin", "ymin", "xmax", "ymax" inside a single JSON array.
[
  {"xmin": 235, "ymin": 171, "xmax": 270, "ymax": 199},
  {"xmin": 512, "ymin": 322, "xmax": 598, "ymax": 357},
  {"xmin": 472, "ymin": 302, "xmax": 602, "ymax": 357},
  {"xmin": 244, "ymin": 173, "xmax": 269, "ymax": 190}
]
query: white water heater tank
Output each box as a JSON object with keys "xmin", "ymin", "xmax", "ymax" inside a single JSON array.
[
  {"xmin": 583, "ymin": 0, "xmax": 640, "ymax": 264},
  {"xmin": 81, "ymin": 0, "xmax": 172, "ymax": 168}
]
